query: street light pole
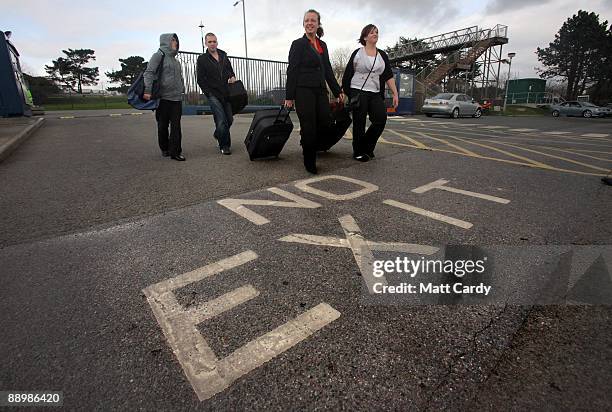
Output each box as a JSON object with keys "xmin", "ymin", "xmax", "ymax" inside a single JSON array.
[
  {"xmin": 233, "ymin": 0, "xmax": 250, "ymax": 91},
  {"xmin": 198, "ymin": 21, "xmax": 205, "ymax": 53},
  {"xmin": 503, "ymin": 52, "xmax": 515, "ymax": 112}
]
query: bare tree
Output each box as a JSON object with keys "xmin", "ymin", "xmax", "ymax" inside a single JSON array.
[{"xmin": 330, "ymin": 47, "xmax": 353, "ymax": 83}]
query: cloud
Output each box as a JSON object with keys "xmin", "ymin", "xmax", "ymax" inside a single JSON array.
[
  {"xmin": 485, "ymin": 0, "xmax": 554, "ymax": 15},
  {"xmin": 3, "ymin": 0, "xmax": 611, "ymax": 86}
]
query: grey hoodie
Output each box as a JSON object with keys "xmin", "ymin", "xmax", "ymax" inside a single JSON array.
[{"xmin": 143, "ymin": 33, "xmax": 185, "ymax": 101}]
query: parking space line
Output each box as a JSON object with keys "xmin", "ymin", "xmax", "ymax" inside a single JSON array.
[
  {"xmin": 569, "ymin": 148, "xmax": 612, "ymax": 155},
  {"xmin": 412, "ymin": 179, "xmax": 510, "ymax": 204},
  {"xmin": 377, "ymin": 138, "xmax": 607, "ymax": 176},
  {"xmin": 543, "ymin": 131, "xmax": 571, "ymax": 135},
  {"xmin": 413, "ymin": 131, "xmax": 479, "ymax": 156},
  {"xmin": 383, "ymin": 200, "xmax": 473, "ymax": 229},
  {"xmin": 527, "ymin": 145, "xmax": 612, "ymax": 162},
  {"xmin": 387, "ymin": 129, "xmax": 430, "ymax": 149},
  {"xmin": 446, "ymin": 135, "xmax": 552, "ymax": 168},
  {"xmin": 482, "ymin": 140, "xmax": 611, "ymax": 172}
]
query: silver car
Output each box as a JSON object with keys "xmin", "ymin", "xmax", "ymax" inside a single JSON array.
[
  {"xmin": 551, "ymin": 101, "xmax": 611, "ymax": 118},
  {"xmin": 422, "ymin": 93, "xmax": 482, "ymax": 119}
]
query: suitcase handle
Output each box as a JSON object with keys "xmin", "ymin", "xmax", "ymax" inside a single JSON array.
[{"xmin": 275, "ymin": 105, "xmax": 292, "ymax": 124}]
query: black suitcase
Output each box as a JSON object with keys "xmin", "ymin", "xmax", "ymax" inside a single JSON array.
[
  {"xmin": 318, "ymin": 103, "xmax": 352, "ymax": 152},
  {"xmin": 244, "ymin": 107, "xmax": 293, "ymax": 160},
  {"xmin": 228, "ymin": 80, "xmax": 248, "ymax": 114}
]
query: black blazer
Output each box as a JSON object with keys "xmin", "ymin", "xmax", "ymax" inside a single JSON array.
[
  {"xmin": 342, "ymin": 48, "xmax": 394, "ymax": 100},
  {"xmin": 197, "ymin": 49, "xmax": 236, "ymax": 100},
  {"xmin": 285, "ymin": 35, "xmax": 341, "ymax": 100}
]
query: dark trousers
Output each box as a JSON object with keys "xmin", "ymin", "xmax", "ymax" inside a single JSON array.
[
  {"xmin": 208, "ymin": 95, "xmax": 233, "ymax": 149},
  {"xmin": 155, "ymin": 99, "xmax": 182, "ymax": 156},
  {"xmin": 351, "ymin": 89, "xmax": 387, "ymax": 156},
  {"xmin": 295, "ymin": 87, "xmax": 331, "ymax": 152}
]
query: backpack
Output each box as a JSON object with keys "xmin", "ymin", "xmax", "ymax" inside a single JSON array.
[{"xmin": 127, "ymin": 49, "xmax": 165, "ymax": 110}]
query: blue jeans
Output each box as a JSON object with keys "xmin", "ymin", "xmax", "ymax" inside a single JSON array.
[{"xmin": 208, "ymin": 95, "xmax": 233, "ymax": 149}]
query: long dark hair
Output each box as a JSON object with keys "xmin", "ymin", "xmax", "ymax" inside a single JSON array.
[
  {"xmin": 358, "ymin": 24, "xmax": 377, "ymax": 45},
  {"xmin": 304, "ymin": 9, "xmax": 324, "ymax": 38}
]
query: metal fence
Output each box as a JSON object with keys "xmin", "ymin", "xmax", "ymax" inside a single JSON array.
[
  {"xmin": 177, "ymin": 51, "xmax": 288, "ymax": 108},
  {"xmin": 505, "ymin": 92, "xmax": 564, "ymax": 105}
]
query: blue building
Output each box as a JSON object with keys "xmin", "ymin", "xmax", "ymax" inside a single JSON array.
[{"xmin": 0, "ymin": 30, "xmax": 32, "ymax": 117}]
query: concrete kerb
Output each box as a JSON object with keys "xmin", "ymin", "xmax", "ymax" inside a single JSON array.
[{"xmin": 0, "ymin": 117, "xmax": 45, "ymax": 163}]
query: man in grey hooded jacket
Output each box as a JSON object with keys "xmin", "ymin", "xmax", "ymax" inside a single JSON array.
[{"xmin": 144, "ymin": 33, "xmax": 186, "ymax": 161}]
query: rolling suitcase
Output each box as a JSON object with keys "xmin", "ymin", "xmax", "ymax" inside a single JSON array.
[
  {"xmin": 318, "ymin": 102, "xmax": 352, "ymax": 151},
  {"xmin": 244, "ymin": 106, "xmax": 293, "ymax": 160}
]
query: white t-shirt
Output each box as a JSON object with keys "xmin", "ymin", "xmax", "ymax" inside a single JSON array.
[{"xmin": 350, "ymin": 47, "xmax": 385, "ymax": 93}]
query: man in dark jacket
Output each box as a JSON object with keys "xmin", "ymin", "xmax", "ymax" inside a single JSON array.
[{"xmin": 197, "ymin": 33, "xmax": 236, "ymax": 155}]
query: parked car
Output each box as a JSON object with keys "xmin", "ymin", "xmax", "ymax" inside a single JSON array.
[
  {"xmin": 550, "ymin": 101, "xmax": 611, "ymax": 118},
  {"xmin": 422, "ymin": 93, "xmax": 482, "ymax": 118}
]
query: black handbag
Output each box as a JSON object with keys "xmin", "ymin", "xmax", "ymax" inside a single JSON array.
[
  {"xmin": 228, "ymin": 80, "xmax": 248, "ymax": 114},
  {"xmin": 349, "ymin": 51, "xmax": 378, "ymax": 111}
]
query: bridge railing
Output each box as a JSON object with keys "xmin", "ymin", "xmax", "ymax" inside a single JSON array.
[{"xmin": 389, "ymin": 24, "xmax": 508, "ymax": 61}]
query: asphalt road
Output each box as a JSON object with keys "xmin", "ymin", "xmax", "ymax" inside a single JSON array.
[{"xmin": 1, "ymin": 110, "xmax": 610, "ymax": 410}]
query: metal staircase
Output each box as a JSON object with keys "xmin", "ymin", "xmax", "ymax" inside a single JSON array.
[
  {"xmin": 390, "ymin": 24, "xmax": 508, "ymax": 93},
  {"xmin": 422, "ymin": 38, "xmax": 497, "ymax": 87}
]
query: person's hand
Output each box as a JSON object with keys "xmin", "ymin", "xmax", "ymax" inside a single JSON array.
[
  {"xmin": 228, "ymin": 76, "xmax": 236, "ymax": 84},
  {"xmin": 284, "ymin": 99, "xmax": 294, "ymax": 109},
  {"xmin": 337, "ymin": 92, "xmax": 345, "ymax": 103},
  {"xmin": 143, "ymin": 93, "xmax": 151, "ymax": 101},
  {"xmin": 392, "ymin": 94, "xmax": 399, "ymax": 109}
]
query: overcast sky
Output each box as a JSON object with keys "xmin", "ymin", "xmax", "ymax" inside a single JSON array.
[{"xmin": 2, "ymin": 0, "xmax": 611, "ymax": 88}]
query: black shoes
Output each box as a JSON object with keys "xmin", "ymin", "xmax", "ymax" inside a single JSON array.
[
  {"xmin": 161, "ymin": 150, "xmax": 170, "ymax": 157},
  {"xmin": 367, "ymin": 152, "xmax": 375, "ymax": 159},
  {"xmin": 171, "ymin": 154, "xmax": 186, "ymax": 161},
  {"xmin": 303, "ymin": 150, "xmax": 317, "ymax": 174},
  {"xmin": 220, "ymin": 147, "xmax": 232, "ymax": 155},
  {"xmin": 353, "ymin": 154, "xmax": 370, "ymax": 162}
]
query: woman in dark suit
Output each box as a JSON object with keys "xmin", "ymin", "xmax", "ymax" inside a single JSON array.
[
  {"xmin": 342, "ymin": 24, "xmax": 398, "ymax": 161},
  {"xmin": 284, "ymin": 9, "xmax": 344, "ymax": 174}
]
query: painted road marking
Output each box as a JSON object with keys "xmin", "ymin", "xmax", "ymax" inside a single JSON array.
[
  {"xmin": 295, "ymin": 175, "xmax": 378, "ymax": 201},
  {"xmin": 581, "ymin": 133, "xmax": 609, "ymax": 138},
  {"xmin": 413, "ymin": 131, "xmax": 479, "ymax": 156},
  {"xmin": 387, "ymin": 129, "xmax": 430, "ymax": 149},
  {"xmin": 446, "ymin": 135, "xmax": 552, "ymax": 168},
  {"xmin": 279, "ymin": 215, "xmax": 438, "ymax": 294},
  {"xmin": 527, "ymin": 145, "xmax": 612, "ymax": 162},
  {"xmin": 383, "ymin": 200, "xmax": 473, "ymax": 229},
  {"xmin": 412, "ymin": 179, "xmax": 510, "ymax": 204},
  {"xmin": 543, "ymin": 131, "xmax": 571, "ymax": 135},
  {"xmin": 130, "ymin": 113, "xmax": 143, "ymax": 116},
  {"xmin": 480, "ymin": 125, "xmax": 509, "ymax": 129},
  {"xmin": 109, "ymin": 114, "xmax": 122, "ymax": 117},
  {"xmin": 59, "ymin": 116, "xmax": 75, "ymax": 119},
  {"xmin": 217, "ymin": 188, "xmax": 321, "ymax": 225},
  {"xmin": 377, "ymin": 132, "xmax": 608, "ymax": 177},
  {"xmin": 483, "ymin": 140, "xmax": 611, "ymax": 172},
  {"xmin": 143, "ymin": 250, "xmax": 340, "ymax": 401},
  {"xmin": 507, "ymin": 128, "xmax": 537, "ymax": 132}
]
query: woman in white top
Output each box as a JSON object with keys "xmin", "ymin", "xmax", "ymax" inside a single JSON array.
[{"xmin": 342, "ymin": 24, "xmax": 398, "ymax": 161}]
